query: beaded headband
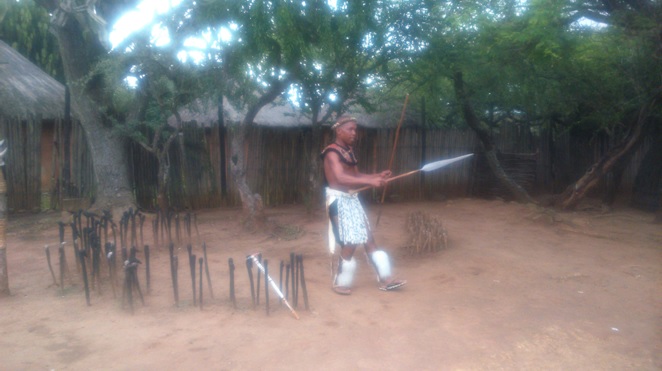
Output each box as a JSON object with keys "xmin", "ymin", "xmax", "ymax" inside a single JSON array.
[{"xmin": 332, "ymin": 116, "xmax": 357, "ymax": 130}]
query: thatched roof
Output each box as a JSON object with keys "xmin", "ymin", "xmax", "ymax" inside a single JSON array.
[
  {"xmin": 170, "ymin": 98, "xmax": 419, "ymax": 129},
  {"xmin": 0, "ymin": 39, "xmax": 65, "ymax": 120}
]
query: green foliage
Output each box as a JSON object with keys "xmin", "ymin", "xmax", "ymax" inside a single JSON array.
[
  {"xmin": 394, "ymin": 0, "xmax": 661, "ymax": 137},
  {"xmin": 0, "ymin": 0, "xmax": 64, "ymax": 82}
]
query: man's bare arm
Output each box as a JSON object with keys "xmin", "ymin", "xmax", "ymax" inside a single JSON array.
[{"xmin": 324, "ymin": 152, "xmax": 386, "ymax": 190}]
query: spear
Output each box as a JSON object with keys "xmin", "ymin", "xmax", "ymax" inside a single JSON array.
[
  {"xmin": 351, "ymin": 153, "xmax": 474, "ymax": 194},
  {"xmin": 247, "ymin": 253, "xmax": 299, "ymax": 320}
]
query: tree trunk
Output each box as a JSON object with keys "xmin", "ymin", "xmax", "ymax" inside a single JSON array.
[
  {"xmin": 229, "ymin": 124, "xmax": 264, "ymax": 225},
  {"xmin": 156, "ymin": 155, "xmax": 170, "ymax": 213},
  {"xmin": 227, "ymin": 79, "xmax": 289, "ymax": 226},
  {"xmin": 307, "ymin": 123, "xmax": 324, "ymax": 213},
  {"xmin": 559, "ymin": 97, "xmax": 657, "ymax": 210},
  {"xmin": 453, "ymin": 71, "xmax": 534, "ymax": 204},
  {"xmin": 49, "ymin": 4, "xmax": 134, "ymax": 211},
  {"xmin": 0, "ymin": 160, "xmax": 9, "ymax": 296},
  {"xmin": 306, "ymin": 104, "xmax": 335, "ymax": 214}
]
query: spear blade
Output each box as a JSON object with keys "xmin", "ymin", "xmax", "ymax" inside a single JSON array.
[{"xmin": 420, "ymin": 153, "xmax": 474, "ymax": 172}]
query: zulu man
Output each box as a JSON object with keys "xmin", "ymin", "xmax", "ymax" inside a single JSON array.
[{"xmin": 321, "ymin": 115, "xmax": 406, "ymax": 295}]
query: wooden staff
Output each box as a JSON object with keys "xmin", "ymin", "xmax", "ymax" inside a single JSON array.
[
  {"xmin": 264, "ymin": 259, "xmax": 269, "ymax": 316},
  {"xmin": 246, "ymin": 256, "xmax": 256, "ymax": 309},
  {"xmin": 290, "ymin": 252, "xmax": 297, "ymax": 306},
  {"xmin": 79, "ymin": 250, "xmax": 90, "ymax": 306},
  {"xmin": 168, "ymin": 242, "xmax": 179, "ymax": 306},
  {"xmin": 58, "ymin": 243, "xmax": 66, "ymax": 296},
  {"xmin": 70, "ymin": 221, "xmax": 80, "ymax": 272},
  {"xmin": 139, "ymin": 213, "xmax": 145, "ymax": 249},
  {"xmin": 45, "ymin": 245, "xmax": 57, "ymax": 286},
  {"xmin": 297, "ymin": 254, "xmax": 309, "ymax": 310},
  {"xmin": 256, "ymin": 253, "xmax": 262, "ymax": 305},
  {"xmin": 376, "ymin": 94, "xmax": 409, "ymax": 227},
  {"xmin": 105, "ymin": 242, "xmax": 117, "ymax": 298},
  {"xmin": 279, "ymin": 261, "xmax": 284, "ymax": 305},
  {"xmin": 202, "ymin": 242, "xmax": 214, "ymax": 299},
  {"xmin": 189, "ymin": 253, "xmax": 197, "ymax": 306},
  {"xmin": 229, "ymin": 258, "xmax": 236, "ymax": 308},
  {"xmin": 145, "ymin": 245, "xmax": 151, "ymax": 294},
  {"xmin": 198, "ymin": 257, "xmax": 204, "ymax": 310}
]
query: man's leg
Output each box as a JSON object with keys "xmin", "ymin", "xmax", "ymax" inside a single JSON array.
[
  {"xmin": 333, "ymin": 244, "xmax": 357, "ymax": 295},
  {"xmin": 364, "ymin": 229, "xmax": 407, "ymax": 291},
  {"xmin": 330, "ymin": 210, "xmax": 358, "ymax": 295}
]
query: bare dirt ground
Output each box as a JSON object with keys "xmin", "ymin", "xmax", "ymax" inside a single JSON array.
[{"xmin": 1, "ymin": 198, "xmax": 661, "ymax": 370}]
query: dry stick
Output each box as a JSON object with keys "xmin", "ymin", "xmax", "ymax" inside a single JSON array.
[
  {"xmin": 110, "ymin": 242, "xmax": 118, "ymax": 288},
  {"xmin": 228, "ymin": 258, "xmax": 236, "ymax": 308},
  {"xmin": 189, "ymin": 253, "xmax": 197, "ymax": 306},
  {"xmin": 130, "ymin": 273, "xmax": 143, "ymax": 307},
  {"xmin": 264, "ymin": 259, "xmax": 270, "ymax": 316},
  {"xmin": 159, "ymin": 210, "xmax": 172, "ymax": 248},
  {"xmin": 145, "ymin": 245, "xmax": 151, "ymax": 294},
  {"xmin": 128, "ymin": 253, "xmax": 144, "ymax": 306},
  {"xmin": 106, "ymin": 243, "xmax": 117, "ymax": 299},
  {"xmin": 294, "ymin": 255, "xmax": 300, "ymax": 308},
  {"xmin": 92, "ymin": 235, "xmax": 102, "ymax": 295},
  {"xmin": 199, "ymin": 257, "xmax": 204, "ymax": 310},
  {"xmin": 159, "ymin": 211, "xmax": 166, "ymax": 247},
  {"xmin": 186, "ymin": 245, "xmax": 195, "ymax": 305},
  {"xmin": 175, "ymin": 213, "xmax": 181, "ymax": 245},
  {"xmin": 70, "ymin": 222, "xmax": 80, "ymax": 272},
  {"xmin": 79, "ymin": 250, "xmax": 90, "ymax": 306},
  {"xmin": 139, "ymin": 213, "xmax": 145, "ymax": 249},
  {"xmin": 184, "ymin": 213, "xmax": 191, "ymax": 245},
  {"xmin": 297, "ymin": 254, "xmax": 309, "ymax": 310},
  {"xmin": 376, "ymin": 94, "xmax": 410, "ymax": 227},
  {"xmin": 202, "ymin": 242, "xmax": 214, "ymax": 299},
  {"xmin": 169, "ymin": 243, "xmax": 179, "ymax": 306},
  {"xmin": 131, "ymin": 209, "xmax": 138, "ymax": 249},
  {"xmin": 76, "ymin": 210, "xmax": 83, "ymax": 250},
  {"xmin": 121, "ymin": 247, "xmax": 128, "ymax": 266},
  {"xmin": 247, "ymin": 254, "xmax": 299, "ymax": 320},
  {"xmin": 285, "ymin": 263, "xmax": 290, "ymax": 302},
  {"xmin": 45, "ymin": 245, "xmax": 58, "ymax": 286},
  {"xmin": 166, "ymin": 211, "xmax": 173, "ymax": 246},
  {"xmin": 256, "ymin": 253, "xmax": 262, "ymax": 305},
  {"xmin": 152, "ymin": 217, "xmax": 158, "ymax": 251},
  {"xmin": 111, "ymin": 222, "xmax": 117, "ymax": 254},
  {"xmin": 122, "ymin": 262, "xmax": 133, "ymax": 314},
  {"xmin": 173, "ymin": 255, "xmax": 180, "ymax": 306},
  {"xmin": 279, "ymin": 261, "xmax": 284, "ymax": 306},
  {"xmin": 246, "ymin": 257, "xmax": 256, "ymax": 309},
  {"xmin": 58, "ymin": 243, "xmax": 66, "ymax": 296},
  {"xmin": 102, "ymin": 210, "xmax": 110, "ymax": 254},
  {"xmin": 58, "ymin": 221, "xmax": 66, "ymax": 247},
  {"xmin": 131, "ymin": 260, "xmax": 145, "ymax": 306},
  {"xmin": 290, "ymin": 252, "xmax": 296, "ymax": 307}
]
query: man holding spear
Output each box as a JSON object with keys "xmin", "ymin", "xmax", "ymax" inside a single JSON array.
[{"xmin": 321, "ymin": 115, "xmax": 406, "ymax": 295}]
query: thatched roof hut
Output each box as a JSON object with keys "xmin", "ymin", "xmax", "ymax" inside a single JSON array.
[
  {"xmin": 0, "ymin": 40, "xmax": 84, "ymax": 212},
  {"xmin": 169, "ymin": 98, "xmax": 420, "ymax": 128},
  {"xmin": 0, "ymin": 40, "xmax": 65, "ymax": 120}
]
